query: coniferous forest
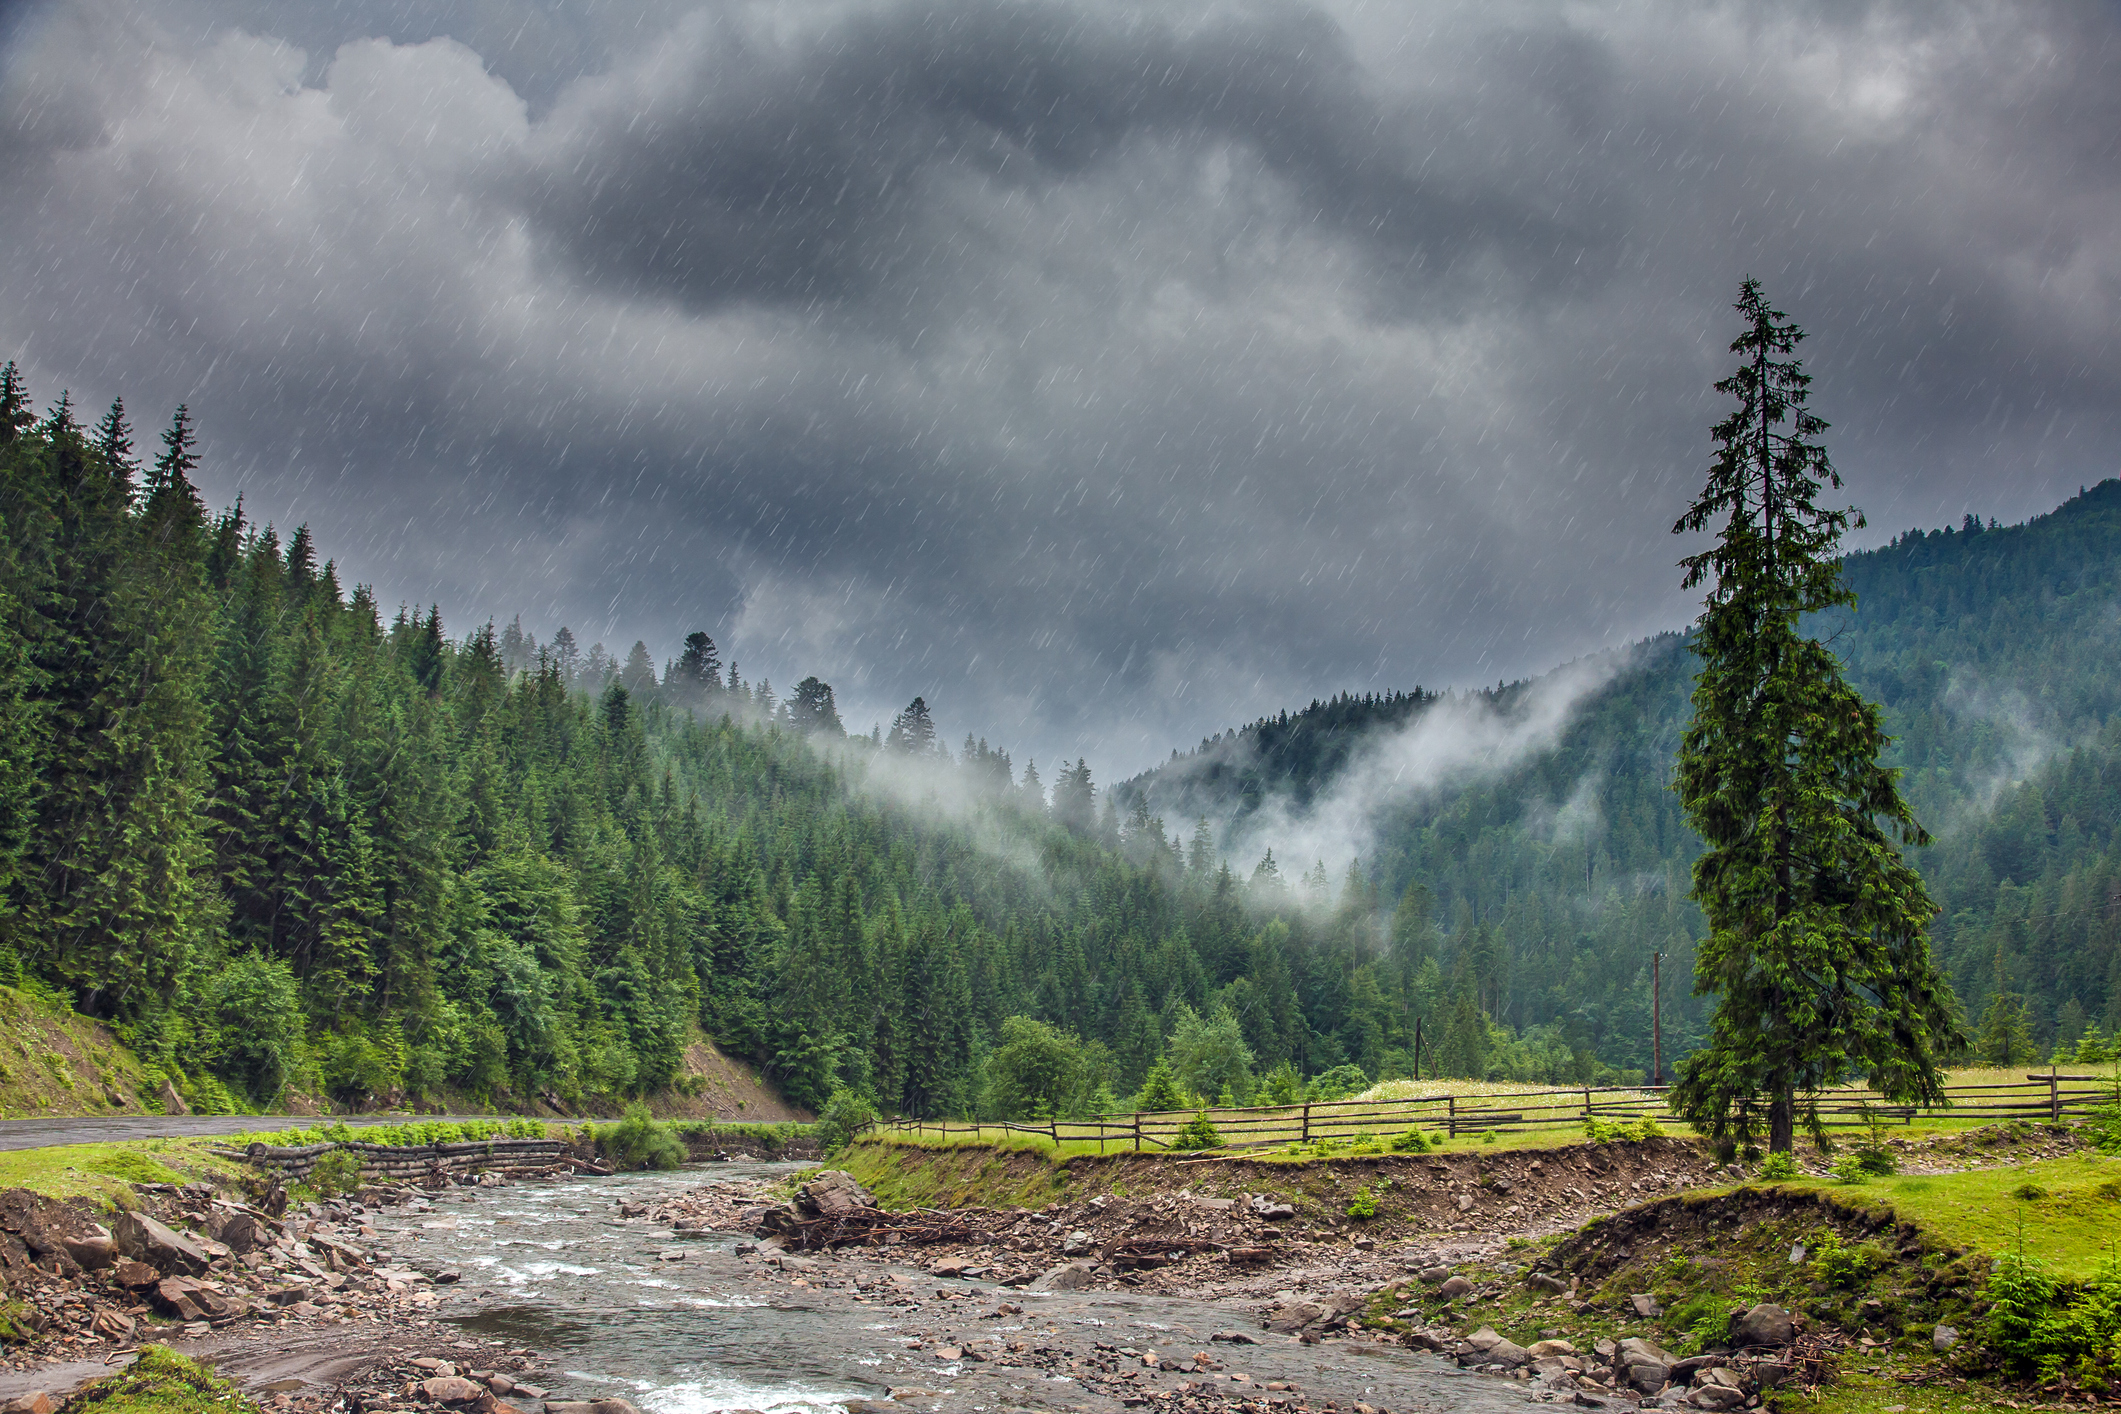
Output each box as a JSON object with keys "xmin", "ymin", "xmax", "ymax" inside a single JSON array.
[{"xmin": 4, "ymin": 363, "xmax": 2117, "ymax": 1119}]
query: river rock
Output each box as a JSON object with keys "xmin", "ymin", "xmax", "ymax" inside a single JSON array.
[
  {"xmin": 1729, "ymin": 1303, "xmax": 1795, "ymax": 1348},
  {"xmin": 545, "ymin": 1400, "xmax": 640, "ymax": 1414},
  {"xmin": 3, "ymin": 1393, "xmax": 56, "ymax": 1414},
  {"xmin": 1687, "ymin": 1368, "xmax": 1747, "ymax": 1409},
  {"xmin": 62, "ymin": 1235, "xmax": 116, "ymax": 1271},
  {"xmin": 1464, "ymin": 1327, "xmax": 1506, "ymax": 1352},
  {"xmin": 1528, "ymin": 1340, "xmax": 1577, "ymax": 1357},
  {"xmin": 1614, "ymin": 1336, "xmax": 1674, "ymax": 1394},
  {"xmin": 1031, "ymin": 1262, "xmax": 1097, "ymax": 1292},
  {"xmin": 113, "ymin": 1211, "xmax": 210, "ymax": 1276},
  {"xmin": 1417, "ymin": 1266, "xmax": 1450, "ymax": 1283},
  {"xmin": 1265, "ymin": 1300, "xmax": 1331, "ymax": 1333},
  {"xmin": 1484, "ymin": 1340, "xmax": 1532, "ymax": 1368},
  {"xmin": 114, "ymin": 1260, "xmax": 160, "ymax": 1290},
  {"xmin": 219, "ymin": 1212, "xmax": 271, "ymax": 1255},
  {"xmin": 1933, "ymin": 1324, "xmax": 1960, "ymax": 1352},
  {"xmin": 794, "ymin": 1171, "xmax": 874, "ymax": 1219},
  {"xmin": 1527, "ymin": 1272, "xmax": 1568, "ymax": 1294},
  {"xmin": 1437, "ymin": 1275, "xmax": 1474, "ymax": 1299},
  {"xmin": 423, "ymin": 1378, "xmax": 486, "ymax": 1405},
  {"xmin": 1629, "ymin": 1293, "xmax": 1663, "ymax": 1318}
]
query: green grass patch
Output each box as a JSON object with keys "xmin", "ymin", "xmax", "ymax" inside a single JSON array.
[
  {"xmin": 1756, "ymin": 1156, "xmax": 2121, "ymax": 1280},
  {"xmin": 838, "ymin": 1139, "xmax": 1074, "ymax": 1210},
  {"xmin": 71, "ymin": 1345, "xmax": 259, "ymax": 1414},
  {"xmin": 0, "ymin": 1140, "xmax": 245, "ymax": 1205}
]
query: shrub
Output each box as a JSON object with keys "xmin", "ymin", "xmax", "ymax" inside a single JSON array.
[
  {"xmin": 600, "ymin": 1103, "xmax": 685, "ymax": 1171},
  {"xmin": 1307, "ymin": 1064, "xmax": 1370, "ymax": 1102},
  {"xmin": 1391, "ymin": 1127, "xmax": 1432, "ymax": 1153},
  {"xmin": 816, "ymin": 1088, "xmax": 877, "ymax": 1157},
  {"xmin": 2084, "ymin": 1068, "xmax": 2121, "ymax": 1156},
  {"xmin": 1585, "ymin": 1116, "xmax": 1665, "ymax": 1143},
  {"xmin": 1346, "ymin": 1186, "xmax": 1378, "ymax": 1220},
  {"xmin": 303, "ymin": 1149, "xmax": 364, "ymax": 1198},
  {"xmin": 1809, "ymin": 1230, "xmax": 1878, "ymax": 1288},
  {"xmin": 1759, "ymin": 1150, "xmax": 1800, "ymax": 1180},
  {"xmin": 1169, "ymin": 1111, "xmax": 1222, "ymax": 1151},
  {"xmin": 1831, "ymin": 1154, "xmax": 1870, "ymax": 1184}
]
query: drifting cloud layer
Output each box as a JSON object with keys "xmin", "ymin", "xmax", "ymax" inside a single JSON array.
[{"xmin": 2, "ymin": 0, "xmax": 2116, "ymax": 772}]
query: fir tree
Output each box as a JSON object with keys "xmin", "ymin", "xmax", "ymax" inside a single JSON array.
[{"xmin": 1668, "ymin": 279, "xmax": 1961, "ymax": 1153}]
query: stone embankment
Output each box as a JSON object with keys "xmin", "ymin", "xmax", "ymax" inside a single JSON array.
[
  {"xmin": 0, "ymin": 1171, "xmax": 607, "ymax": 1414},
  {"xmin": 212, "ymin": 1140, "xmax": 598, "ymax": 1188}
]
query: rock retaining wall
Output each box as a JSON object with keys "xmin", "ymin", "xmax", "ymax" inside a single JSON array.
[{"xmin": 218, "ymin": 1138, "xmax": 573, "ymax": 1184}]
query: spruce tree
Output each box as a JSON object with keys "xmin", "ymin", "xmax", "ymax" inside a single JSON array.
[{"xmin": 1669, "ymin": 279, "xmax": 1960, "ymax": 1153}]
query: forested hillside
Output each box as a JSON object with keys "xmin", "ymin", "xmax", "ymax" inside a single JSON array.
[
  {"xmin": 5, "ymin": 364, "xmax": 2111, "ymax": 1121},
  {"xmin": 1122, "ymin": 481, "xmax": 2121, "ymax": 1070},
  {"xmin": 0, "ymin": 368, "xmax": 1472, "ymax": 1119}
]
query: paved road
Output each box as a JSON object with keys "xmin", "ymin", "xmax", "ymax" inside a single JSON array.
[{"xmin": 0, "ymin": 1114, "xmax": 518, "ymax": 1152}]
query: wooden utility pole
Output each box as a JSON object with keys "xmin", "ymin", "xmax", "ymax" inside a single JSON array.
[{"xmin": 1651, "ymin": 950, "xmax": 1663, "ymax": 1086}]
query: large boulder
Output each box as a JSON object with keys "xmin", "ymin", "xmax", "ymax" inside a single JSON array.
[
  {"xmin": 1729, "ymin": 1303, "xmax": 1795, "ymax": 1349},
  {"xmin": 1031, "ymin": 1263, "xmax": 1098, "ymax": 1292},
  {"xmin": 113, "ymin": 1212, "xmax": 210, "ymax": 1277},
  {"xmin": 1614, "ymin": 1336, "xmax": 1675, "ymax": 1395},
  {"xmin": 217, "ymin": 1212, "xmax": 272, "ymax": 1256},
  {"xmin": 62, "ymin": 1235, "xmax": 116, "ymax": 1271},
  {"xmin": 794, "ymin": 1171, "xmax": 875, "ymax": 1219}
]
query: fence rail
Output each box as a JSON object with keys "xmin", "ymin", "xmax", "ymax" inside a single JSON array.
[{"xmin": 868, "ymin": 1069, "xmax": 2116, "ymax": 1154}]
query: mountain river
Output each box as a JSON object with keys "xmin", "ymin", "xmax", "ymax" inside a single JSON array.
[{"xmin": 360, "ymin": 1162, "xmax": 1533, "ymax": 1414}]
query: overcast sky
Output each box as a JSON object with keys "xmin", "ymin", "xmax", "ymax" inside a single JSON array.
[{"xmin": 2, "ymin": 0, "xmax": 2115, "ymax": 775}]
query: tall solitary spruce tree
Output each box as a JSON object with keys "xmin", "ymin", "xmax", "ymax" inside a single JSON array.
[{"xmin": 1669, "ymin": 279, "xmax": 1961, "ymax": 1154}]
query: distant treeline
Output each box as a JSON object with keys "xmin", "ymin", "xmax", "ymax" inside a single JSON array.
[
  {"xmin": 0, "ymin": 367, "xmax": 1623, "ymax": 1122},
  {"xmin": 1124, "ymin": 482, "xmax": 2121, "ymax": 1069}
]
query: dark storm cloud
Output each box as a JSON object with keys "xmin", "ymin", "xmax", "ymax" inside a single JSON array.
[{"xmin": 1, "ymin": 0, "xmax": 2116, "ymax": 774}]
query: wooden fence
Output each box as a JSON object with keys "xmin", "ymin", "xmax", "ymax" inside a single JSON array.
[{"xmin": 868, "ymin": 1070, "xmax": 2118, "ymax": 1155}]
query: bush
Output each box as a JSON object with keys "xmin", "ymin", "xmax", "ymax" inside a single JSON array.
[
  {"xmin": 1585, "ymin": 1116, "xmax": 1663, "ymax": 1143},
  {"xmin": 2083, "ymin": 1069, "xmax": 2121, "ymax": 1156},
  {"xmin": 303, "ymin": 1149, "xmax": 365, "ymax": 1198},
  {"xmin": 816, "ymin": 1088, "xmax": 876, "ymax": 1157},
  {"xmin": 600, "ymin": 1103, "xmax": 686, "ymax": 1171},
  {"xmin": 1169, "ymin": 1111, "xmax": 1222, "ymax": 1151},
  {"xmin": 1391, "ymin": 1127, "xmax": 1431, "ymax": 1153},
  {"xmin": 1307, "ymin": 1064, "xmax": 1370, "ymax": 1102},
  {"xmin": 1759, "ymin": 1150, "xmax": 1800, "ymax": 1180},
  {"xmin": 1831, "ymin": 1154, "xmax": 1871, "ymax": 1184},
  {"xmin": 1809, "ymin": 1230, "xmax": 1879, "ymax": 1288},
  {"xmin": 1346, "ymin": 1186, "xmax": 1377, "ymax": 1220}
]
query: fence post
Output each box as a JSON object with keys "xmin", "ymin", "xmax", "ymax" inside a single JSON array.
[
  {"xmin": 1448, "ymin": 1094, "xmax": 1457, "ymax": 1138},
  {"xmin": 1052, "ymin": 1116, "xmax": 1061, "ymax": 1148},
  {"xmin": 1301, "ymin": 1103, "xmax": 1311, "ymax": 1144},
  {"xmin": 1583, "ymin": 1087, "xmax": 1593, "ymax": 1125},
  {"xmin": 2050, "ymin": 1068, "xmax": 2061, "ymax": 1124}
]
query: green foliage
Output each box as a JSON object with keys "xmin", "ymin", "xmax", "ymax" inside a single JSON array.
[
  {"xmin": 2084, "ymin": 1070, "xmax": 2121, "ymax": 1156},
  {"xmin": 1134, "ymin": 1058, "xmax": 1188, "ymax": 1113},
  {"xmin": 1345, "ymin": 1185, "xmax": 1377, "ymax": 1220},
  {"xmin": 1306, "ymin": 1063, "xmax": 1369, "ymax": 1101},
  {"xmin": 1169, "ymin": 1111, "xmax": 1221, "ymax": 1151},
  {"xmin": 1669, "ymin": 280, "xmax": 1959, "ymax": 1154},
  {"xmin": 816, "ymin": 1087, "xmax": 876, "ymax": 1157},
  {"xmin": 983, "ymin": 1015, "xmax": 1110, "ymax": 1121},
  {"xmin": 600, "ymin": 1102, "xmax": 686, "ymax": 1171},
  {"xmin": 1808, "ymin": 1229, "xmax": 1878, "ymax": 1288},
  {"xmin": 1390, "ymin": 1126, "xmax": 1432, "ymax": 1152},
  {"xmin": 1166, "ymin": 1004, "xmax": 1254, "ymax": 1106},
  {"xmin": 1583, "ymin": 1116, "xmax": 1663, "ymax": 1143},
  {"xmin": 70, "ymin": 1344, "xmax": 257, "ymax": 1414},
  {"xmin": 1830, "ymin": 1153, "xmax": 1871, "ymax": 1184},
  {"xmin": 302, "ymin": 1149, "xmax": 364, "ymax": 1199},
  {"xmin": 1758, "ymin": 1150, "xmax": 1800, "ymax": 1180}
]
